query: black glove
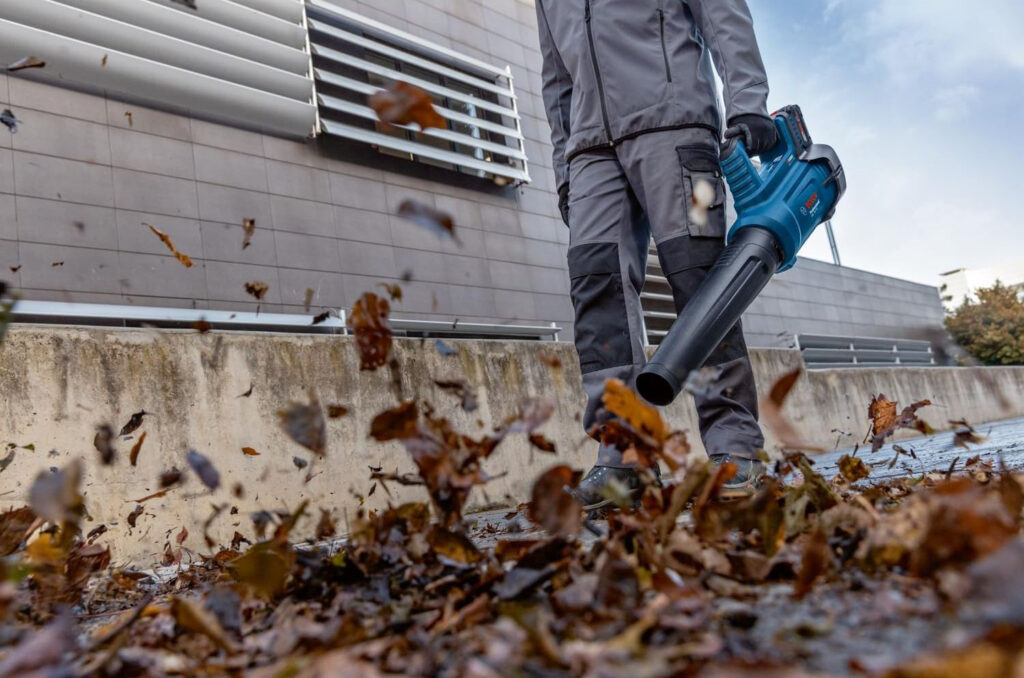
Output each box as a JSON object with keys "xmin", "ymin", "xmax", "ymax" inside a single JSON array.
[
  {"xmin": 557, "ymin": 183, "xmax": 570, "ymax": 227},
  {"xmin": 726, "ymin": 114, "xmax": 779, "ymax": 156}
]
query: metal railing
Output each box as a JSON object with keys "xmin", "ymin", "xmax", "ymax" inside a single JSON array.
[
  {"xmin": 796, "ymin": 334, "xmax": 935, "ymax": 369},
  {"xmin": 9, "ymin": 301, "xmax": 560, "ymax": 342}
]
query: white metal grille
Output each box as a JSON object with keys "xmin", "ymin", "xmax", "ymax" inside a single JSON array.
[
  {"xmin": 0, "ymin": 0, "xmax": 315, "ymax": 136},
  {"xmin": 305, "ymin": 0, "xmax": 530, "ymax": 185}
]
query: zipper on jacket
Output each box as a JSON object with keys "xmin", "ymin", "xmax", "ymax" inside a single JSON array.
[
  {"xmin": 584, "ymin": 0, "xmax": 615, "ymax": 146},
  {"xmin": 658, "ymin": 9, "xmax": 673, "ymax": 82}
]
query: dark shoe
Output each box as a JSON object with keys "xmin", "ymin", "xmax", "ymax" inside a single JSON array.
[
  {"xmin": 709, "ymin": 454, "xmax": 765, "ymax": 498},
  {"xmin": 572, "ymin": 466, "xmax": 642, "ymax": 512}
]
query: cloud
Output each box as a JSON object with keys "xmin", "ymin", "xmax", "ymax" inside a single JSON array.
[{"xmin": 931, "ymin": 84, "xmax": 980, "ymax": 123}]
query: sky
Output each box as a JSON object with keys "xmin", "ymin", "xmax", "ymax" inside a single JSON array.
[{"xmin": 746, "ymin": 0, "xmax": 1024, "ymax": 286}]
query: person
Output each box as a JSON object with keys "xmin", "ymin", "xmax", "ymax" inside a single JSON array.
[{"xmin": 535, "ymin": 0, "xmax": 779, "ymax": 508}]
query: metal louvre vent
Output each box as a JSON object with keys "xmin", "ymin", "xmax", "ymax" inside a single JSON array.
[
  {"xmin": 0, "ymin": 0, "xmax": 315, "ymax": 136},
  {"xmin": 305, "ymin": 0, "xmax": 530, "ymax": 185}
]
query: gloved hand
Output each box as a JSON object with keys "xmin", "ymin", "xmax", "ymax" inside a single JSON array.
[
  {"xmin": 726, "ymin": 114, "xmax": 779, "ymax": 156},
  {"xmin": 557, "ymin": 183, "xmax": 570, "ymax": 227}
]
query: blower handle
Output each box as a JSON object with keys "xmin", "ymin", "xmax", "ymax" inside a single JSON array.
[{"xmin": 719, "ymin": 138, "xmax": 762, "ymax": 208}]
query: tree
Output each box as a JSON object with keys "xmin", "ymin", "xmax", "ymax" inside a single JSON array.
[{"xmin": 944, "ymin": 281, "xmax": 1024, "ymax": 365}]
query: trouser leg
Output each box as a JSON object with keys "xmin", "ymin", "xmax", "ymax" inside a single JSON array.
[
  {"xmin": 617, "ymin": 128, "xmax": 765, "ymax": 459},
  {"xmin": 566, "ymin": 150, "xmax": 651, "ymax": 468}
]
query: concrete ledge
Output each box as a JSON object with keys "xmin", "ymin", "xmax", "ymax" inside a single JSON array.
[{"xmin": 1, "ymin": 325, "xmax": 1022, "ymax": 565}]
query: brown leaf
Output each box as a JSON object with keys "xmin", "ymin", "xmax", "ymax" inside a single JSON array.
[
  {"xmin": 759, "ymin": 368, "xmax": 823, "ymax": 452},
  {"xmin": 229, "ymin": 541, "xmax": 294, "ymax": 598},
  {"xmin": 311, "ymin": 310, "xmax": 330, "ymax": 325},
  {"xmin": 951, "ymin": 419, "xmax": 988, "ymax": 448},
  {"xmin": 94, "ymin": 424, "xmax": 116, "ymax": 465},
  {"xmin": 244, "ymin": 280, "xmax": 269, "ymax": 301},
  {"xmin": 508, "ymin": 397, "xmax": 556, "ymax": 434},
  {"xmin": 348, "ymin": 292, "xmax": 392, "ymax": 371},
  {"xmin": 171, "ymin": 596, "xmax": 236, "ymax": 652},
  {"xmin": 146, "ymin": 223, "xmax": 193, "ymax": 267},
  {"xmin": 127, "ymin": 505, "xmax": 144, "ymax": 528},
  {"xmin": 316, "ymin": 509, "xmax": 336, "ymax": 540},
  {"xmin": 396, "ymin": 199, "xmax": 459, "ymax": 242},
  {"xmin": 528, "ymin": 432, "xmax": 557, "ymax": 454},
  {"xmin": 435, "ymin": 379, "xmax": 479, "ymax": 412},
  {"xmin": 0, "ymin": 506, "xmax": 36, "ymax": 556},
  {"xmin": 6, "ymin": 56, "xmax": 46, "ymax": 72},
  {"xmin": 869, "ymin": 395, "xmax": 932, "ymax": 451},
  {"xmin": 869, "ymin": 394, "xmax": 899, "ymax": 436},
  {"xmin": 192, "ymin": 318, "xmax": 211, "ymax": 333},
  {"xmin": 129, "ymin": 432, "xmax": 147, "ymax": 467},
  {"xmin": 528, "ymin": 466, "xmax": 582, "ymax": 538},
  {"xmin": 378, "ymin": 282, "xmax": 403, "ymax": 301},
  {"xmin": 241, "ymin": 218, "xmax": 255, "ymax": 249},
  {"xmin": 369, "ymin": 401, "xmax": 419, "ymax": 441},
  {"xmin": 327, "ymin": 404, "xmax": 349, "ymax": 419},
  {"xmin": 427, "ymin": 525, "xmax": 482, "ymax": 564},
  {"xmin": 159, "ymin": 468, "xmax": 182, "ymax": 488},
  {"xmin": 602, "ymin": 378, "xmax": 666, "ymax": 447},
  {"xmin": 29, "ymin": 459, "xmax": 84, "ymax": 525},
  {"xmin": 119, "ymin": 410, "xmax": 148, "ymax": 436},
  {"xmin": 838, "ymin": 454, "xmax": 870, "ymax": 483},
  {"xmin": 187, "ymin": 449, "xmax": 221, "ymax": 490},
  {"xmin": 793, "ymin": 528, "xmax": 829, "ymax": 599},
  {"xmin": 241, "ymin": 446, "xmax": 260, "ymax": 456},
  {"xmin": 369, "ymin": 81, "xmax": 446, "ymax": 129},
  {"xmin": 278, "ymin": 395, "xmax": 327, "ymax": 456},
  {"xmin": 302, "ymin": 287, "xmax": 314, "ymax": 312}
]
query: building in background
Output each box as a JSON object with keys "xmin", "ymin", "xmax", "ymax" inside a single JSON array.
[
  {"xmin": 940, "ymin": 262, "xmax": 1024, "ymax": 310},
  {"xmin": 0, "ymin": 0, "xmax": 943, "ymax": 353}
]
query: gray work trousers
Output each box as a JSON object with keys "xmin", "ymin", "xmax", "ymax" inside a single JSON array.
[{"xmin": 565, "ymin": 127, "xmax": 764, "ymax": 466}]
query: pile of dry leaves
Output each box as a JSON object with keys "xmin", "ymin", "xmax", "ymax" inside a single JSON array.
[{"xmin": 0, "ymin": 294, "xmax": 1020, "ymax": 678}]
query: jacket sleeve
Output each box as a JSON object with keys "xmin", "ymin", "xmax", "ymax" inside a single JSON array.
[
  {"xmin": 688, "ymin": 0, "xmax": 770, "ymax": 122},
  {"xmin": 536, "ymin": 0, "xmax": 573, "ymax": 193}
]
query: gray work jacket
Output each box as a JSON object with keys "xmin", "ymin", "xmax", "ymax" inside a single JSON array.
[{"xmin": 536, "ymin": 0, "xmax": 771, "ymax": 192}]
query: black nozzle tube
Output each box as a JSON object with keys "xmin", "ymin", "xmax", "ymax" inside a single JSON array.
[{"xmin": 636, "ymin": 227, "xmax": 783, "ymax": 406}]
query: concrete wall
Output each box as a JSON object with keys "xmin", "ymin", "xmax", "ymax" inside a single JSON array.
[
  {"xmin": 0, "ymin": 0, "xmax": 944, "ymax": 349},
  {"xmin": 1, "ymin": 325, "xmax": 1021, "ymax": 565}
]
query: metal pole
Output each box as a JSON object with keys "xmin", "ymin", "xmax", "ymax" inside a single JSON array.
[{"xmin": 824, "ymin": 220, "xmax": 841, "ymax": 266}]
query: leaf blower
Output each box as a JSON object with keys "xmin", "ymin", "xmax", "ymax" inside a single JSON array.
[{"xmin": 636, "ymin": 105, "xmax": 846, "ymax": 406}]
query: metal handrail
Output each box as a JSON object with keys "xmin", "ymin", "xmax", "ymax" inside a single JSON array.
[{"xmin": 9, "ymin": 300, "xmax": 560, "ymax": 341}]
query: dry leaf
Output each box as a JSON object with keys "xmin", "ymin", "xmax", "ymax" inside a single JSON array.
[
  {"xmin": 369, "ymin": 81, "xmax": 447, "ymax": 129},
  {"xmin": 6, "ymin": 56, "xmax": 46, "ymax": 72},
  {"xmin": 397, "ymin": 199, "xmax": 459, "ymax": 243},
  {"xmin": 146, "ymin": 223, "xmax": 193, "ymax": 267},
  {"xmin": 244, "ymin": 281, "xmax": 268, "ymax": 300},
  {"xmin": 278, "ymin": 395, "xmax": 327, "ymax": 456},
  {"xmin": 129, "ymin": 432, "xmax": 146, "ymax": 467},
  {"xmin": 241, "ymin": 447, "xmax": 260, "ymax": 456},
  {"xmin": 349, "ymin": 292, "xmax": 392, "ymax": 371},
  {"xmin": 241, "ymin": 218, "xmax": 255, "ymax": 250},
  {"xmin": 187, "ymin": 450, "xmax": 220, "ymax": 490}
]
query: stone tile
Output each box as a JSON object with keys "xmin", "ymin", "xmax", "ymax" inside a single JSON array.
[
  {"xmin": 444, "ymin": 253, "xmax": 492, "ymax": 287},
  {"xmin": 266, "ymin": 160, "xmax": 331, "ymax": 202},
  {"xmin": 18, "ymin": 242, "xmax": 121, "ymax": 294},
  {"xmin": 109, "ymin": 128, "xmax": 195, "ymax": 179},
  {"xmin": 262, "ymin": 135, "xmax": 328, "ymax": 169},
  {"xmin": 118, "ymin": 250, "xmax": 208, "ymax": 300},
  {"xmin": 395, "ymin": 279, "xmax": 453, "ymax": 316},
  {"xmin": 273, "ymin": 231, "xmax": 340, "ymax": 273},
  {"xmin": 19, "ymin": 289, "xmax": 126, "ymax": 305},
  {"xmin": 11, "ymin": 110, "xmax": 111, "ymax": 165},
  {"xmin": 196, "ymin": 183, "xmax": 272, "ymax": 227},
  {"xmin": 337, "ymin": 240, "xmax": 398, "ymax": 278},
  {"xmin": 493, "ymin": 288, "xmax": 537, "ymax": 320},
  {"xmin": 329, "ymin": 172, "xmax": 388, "ymax": 212},
  {"xmin": 112, "ymin": 168, "xmax": 197, "ymax": 218},
  {"xmin": 334, "ymin": 205, "xmax": 392, "ymax": 245},
  {"xmin": 203, "ymin": 260, "xmax": 282, "ymax": 304},
  {"xmin": 448, "ymin": 284, "xmax": 496, "ymax": 318},
  {"xmin": 433, "ymin": 194, "xmax": 483, "ymax": 232},
  {"xmin": 201, "ymin": 220, "xmax": 277, "ymax": 266},
  {"xmin": 528, "ymin": 265, "xmax": 569, "ymax": 296},
  {"xmin": 8, "ymin": 78, "xmax": 107, "ymax": 123},
  {"xmin": 13, "ymin": 151, "xmax": 114, "ymax": 207},
  {"xmin": 478, "ymin": 203, "xmax": 521, "ymax": 235},
  {"xmin": 193, "ymin": 146, "xmax": 268, "ymax": 192},
  {"xmin": 15, "ymin": 196, "xmax": 117, "ymax": 249},
  {"xmin": 489, "ymin": 260, "xmax": 533, "ymax": 292},
  {"xmin": 0, "ymin": 194, "xmax": 16, "ymax": 240},
  {"xmin": 533, "ymin": 291, "xmax": 574, "ymax": 323},
  {"xmin": 0, "ymin": 148, "xmax": 12, "ymax": 194},
  {"xmin": 521, "ymin": 237, "xmax": 563, "ymax": 268},
  {"xmin": 488, "ymin": 34, "xmax": 527, "ymax": 68},
  {"xmin": 116, "ymin": 210, "xmax": 203, "ymax": 258},
  {"xmin": 106, "ymin": 97, "xmax": 192, "ymax": 141},
  {"xmin": 393, "ymin": 247, "xmax": 447, "ymax": 284},
  {"xmin": 278, "ymin": 268, "xmax": 347, "ymax": 310},
  {"xmin": 406, "ymin": 0, "xmax": 451, "ymax": 35},
  {"xmin": 383, "ymin": 184, "xmax": 434, "ymax": 216},
  {"xmin": 484, "ymin": 231, "xmax": 528, "ymax": 263},
  {"xmin": 519, "ymin": 213, "xmax": 560, "ymax": 242},
  {"xmin": 0, "ymin": 237, "xmax": 21, "ymax": 286},
  {"xmin": 190, "ymin": 118, "xmax": 265, "ymax": 155},
  {"xmin": 0, "ymin": 74, "xmax": 8, "ymax": 106},
  {"xmin": 389, "ymin": 214, "xmax": 451, "ymax": 253},
  {"xmin": 271, "ymin": 195, "xmax": 334, "ymax": 238}
]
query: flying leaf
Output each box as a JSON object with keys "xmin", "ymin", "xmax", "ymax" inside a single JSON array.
[
  {"xmin": 378, "ymin": 282, "xmax": 403, "ymax": 301},
  {"xmin": 29, "ymin": 460, "xmax": 84, "ymax": 525},
  {"xmin": 241, "ymin": 447, "xmax": 260, "ymax": 456},
  {"xmin": 129, "ymin": 432, "xmax": 147, "ymax": 467},
  {"xmin": 292, "ymin": 456, "xmax": 308, "ymax": 469},
  {"xmin": 94, "ymin": 424, "xmax": 116, "ymax": 465},
  {"xmin": 396, "ymin": 199, "xmax": 459, "ymax": 243},
  {"xmin": 302, "ymin": 287, "xmax": 314, "ymax": 312},
  {"xmin": 838, "ymin": 454, "xmax": 870, "ymax": 483},
  {"xmin": 327, "ymin": 404, "xmax": 348, "ymax": 419},
  {"xmin": 1, "ymin": 109, "xmax": 20, "ymax": 133},
  {"xmin": 192, "ymin": 318, "xmax": 211, "ymax": 334},
  {"xmin": 311, "ymin": 311, "xmax": 330, "ymax": 325},
  {"xmin": 244, "ymin": 281, "xmax": 268, "ymax": 301},
  {"xmin": 348, "ymin": 292, "xmax": 392, "ymax": 371},
  {"xmin": 187, "ymin": 449, "xmax": 221, "ymax": 491},
  {"xmin": 528, "ymin": 433, "xmax": 557, "ymax": 454},
  {"xmin": 602, "ymin": 378, "xmax": 666, "ymax": 447},
  {"xmin": 369, "ymin": 81, "xmax": 446, "ymax": 129},
  {"xmin": 229, "ymin": 541, "xmax": 293, "ymax": 598},
  {"xmin": 146, "ymin": 223, "xmax": 193, "ymax": 267},
  {"xmin": 759, "ymin": 368, "xmax": 823, "ymax": 452},
  {"xmin": 241, "ymin": 218, "xmax": 255, "ymax": 250},
  {"xmin": 435, "ymin": 338, "xmax": 456, "ymax": 357},
  {"xmin": 6, "ymin": 56, "xmax": 46, "ymax": 72},
  {"xmin": 528, "ymin": 465, "xmax": 582, "ymax": 538},
  {"xmin": 127, "ymin": 504, "xmax": 144, "ymax": 528},
  {"xmin": 278, "ymin": 395, "xmax": 327, "ymax": 456},
  {"xmin": 171, "ymin": 596, "xmax": 236, "ymax": 652},
  {"xmin": 427, "ymin": 525, "xmax": 482, "ymax": 564},
  {"xmin": 435, "ymin": 379, "xmax": 479, "ymax": 412},
  {"xmin": 119, "ymin": 410, "xmax": 148, "ymax": 436}
]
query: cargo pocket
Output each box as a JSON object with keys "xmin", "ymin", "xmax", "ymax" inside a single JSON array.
[
  {"xmin": 678, "ymin": 146, "xmax": 726, "ymax": 238},
  {"xmin": 567, "ymin": 241, "xmax": 632, "ymax": 374}
]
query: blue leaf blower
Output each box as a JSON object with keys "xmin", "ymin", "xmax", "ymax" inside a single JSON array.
[{"xmin": 636, "ymin": 105, "xmax": 846, "ymax": 406}]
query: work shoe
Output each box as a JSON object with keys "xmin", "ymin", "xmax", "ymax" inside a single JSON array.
[
  {"xmin": 709, "ymin": 454, "xmax": 765, "ymax": 499},
  {"xmin": 572, "ymin": 465, "xmax": 644, "ymax": 513}
]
